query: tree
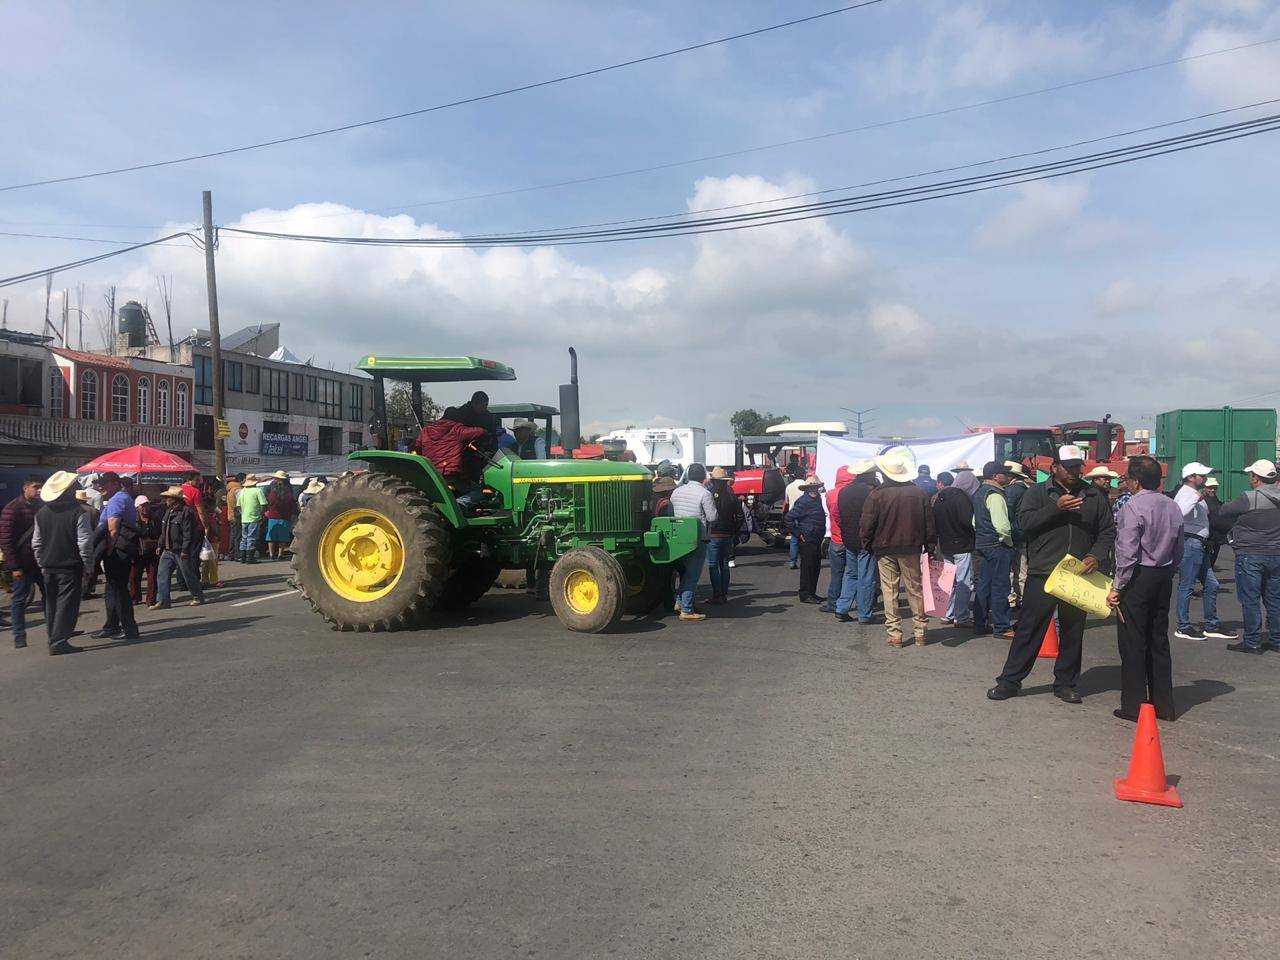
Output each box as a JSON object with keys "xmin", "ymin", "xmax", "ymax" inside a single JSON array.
[
  {"xmin": 730, "ymin": 408, "xmax": 789, "ymax": 437},
  {"xmin": 385, "ymin": 382, "xmax": 440, "ymax": 432}
]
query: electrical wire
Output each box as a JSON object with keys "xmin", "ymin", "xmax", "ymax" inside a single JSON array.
[
  {"xmin": 0, "ymin": 229, "xmax": 197, "ymax": 247},
  {"xmin": 246, "ymin": 34, "xmax": 1280, "ymax": 228},
  {"xmin": 218, "ymin": 112, "xmax": 1280, "ymax": 249},
  {"xmin": 0, "ymin": 1, "xmax": 888, "ymax": 193},
  {"xmin": 0, "ymin": 233, "xmax": 199, "ymax": 290}
]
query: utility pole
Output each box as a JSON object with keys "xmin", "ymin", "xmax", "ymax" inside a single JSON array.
[
  {"xmin": 61, "ymin": 289, "xmax": 69, "ymax": 346},
  {"xmin": 203, "ymin": 190, "xmax": 226, "ymax": 479},
  {"xmin": 840, "ymin": 406, "xmax": 877, "ymax": 439}
]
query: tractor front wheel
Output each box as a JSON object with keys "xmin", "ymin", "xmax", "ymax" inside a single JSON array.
[
  {"xmin": 549, "ymin": 547, "xmax": 627, "ymax": 633},
  {"xmin": 292, "ymin": 472, "xmax": 452, "ymax": 631}
]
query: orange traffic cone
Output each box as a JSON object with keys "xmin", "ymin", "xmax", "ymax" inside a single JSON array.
[
  {"xmin": 1037, "ymin": 618, "xmax": 1059, "ymax": 659},
  {"xmin": 1113, "ymin": 704, "xmax": 1182, "ymax": 808}
]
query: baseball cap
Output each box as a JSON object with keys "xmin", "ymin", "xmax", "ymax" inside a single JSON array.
[
  {"xmin": 1181, "ymin": 461, "xmax": 1214, "ymax": 479},
  {"xmin": 1242, "ymin": 458, "xmax": 1278, "ymax": 479},
  {"xmin": 1056, "ymin": 445, "xmax": 1086, "ymax": 463},
  {"xmin": 1205, "ymin": 477, "xmax": 1219, "ymax": 488},
  {"xmin": 981, "ymin": 460, "xmax": 1010, "ymax": 479}
]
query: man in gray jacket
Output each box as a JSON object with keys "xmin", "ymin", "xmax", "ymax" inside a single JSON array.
[
  {"xmin": 1219, "ymin": 459, "xmax": 1280, "ymax": 653},
  {"xmin": 669, "ymin": 463, "xmax": 717, "ymax": 621}
]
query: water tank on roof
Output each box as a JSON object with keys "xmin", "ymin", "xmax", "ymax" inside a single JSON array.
[{"xmin": 118, "ymin": 300, "xmax": 147, "ymax": 348}]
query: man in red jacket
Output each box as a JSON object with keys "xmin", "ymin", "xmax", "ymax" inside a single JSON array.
[
  {"xmin": 1, "ymin": 476, "xmax": 45, "ymax": 648},
  {"xmin": 414, "ymin": 416, "xmax": 490, "ymax": 509},
  {"xmin": 820, "ymin": 465, "xmax": 856, "ymax": 620}
]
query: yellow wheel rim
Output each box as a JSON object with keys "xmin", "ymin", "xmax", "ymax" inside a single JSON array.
[
  {"xmin": 564, "ymin": 569, "xmax": 600, "ymax": 615},
  {"xmin": 318, "ymin": 508, "xmax": 405, "ymax": 603}
]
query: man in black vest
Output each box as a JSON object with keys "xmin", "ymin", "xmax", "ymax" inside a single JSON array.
[
  {"xmin": 31, "ymin": 471, "xmax": 95, "ymax": 655},
  {"xmin": 972, "ymin": 461, "xmax": 1016, "ymax": 638},
  {"xmin": 988, "ymin": 445, "xmax": 1115, "ymax": 705}
]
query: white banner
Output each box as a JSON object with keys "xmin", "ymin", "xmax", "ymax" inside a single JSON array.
[{"xmin": 815, "ymin": 433, "xmax": 996, "ymax": 494}]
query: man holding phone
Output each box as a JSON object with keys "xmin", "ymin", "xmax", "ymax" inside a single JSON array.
[{"xmin": 987, "ymin": 445, "xmax": 1115, "ymax": 705}]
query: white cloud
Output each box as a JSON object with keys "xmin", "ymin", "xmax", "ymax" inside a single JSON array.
[
  {"xmin": 974, "ymin": 180, "xmax": 1090, "ymax": 249},
  {"xmin": 1094, "ymin": 279, "xmax": 1156, "ymax": 316},
  {"xmin": 857, "ymin": 3, "xmax": 1098, "ymax": 100},
  {"xmin": 867, "ymin": 303, "xmax": 936, "ymax": 358}
]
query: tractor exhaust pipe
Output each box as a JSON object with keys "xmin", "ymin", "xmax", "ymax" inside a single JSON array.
[{"xmin": 559, "ymin": 346, "xmax": 581, "ymax": 453}]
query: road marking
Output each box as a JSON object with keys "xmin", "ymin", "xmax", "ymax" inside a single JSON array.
[{"xmin": 231, "ymin": 589, "xmax": 299, "ymax": 608}]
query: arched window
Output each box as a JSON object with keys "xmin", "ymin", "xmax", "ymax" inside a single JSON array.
[
  {"xmin": 156, "ymin": 379, "xmax": 170, "ymax": 426},
  {"xmin": 175, "ymin": 381, "xmax": 189, "ymax": 427},
  {"xmin": 111, "ymin": 374, "xmax": 130, "ymax": 422},
  {"xmin": 80, "ymin": 370, "xmax": 98, "ymax": 420},
  {"xmin": 137, "ymin": 377, "xmax": 150, "ymax": 424},
  {"xmin": 49, "ymin": 367, "xmax": 64, "ymax": 419}
]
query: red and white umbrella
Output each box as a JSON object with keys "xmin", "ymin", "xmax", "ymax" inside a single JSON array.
[{"xmin": 77, "ymin": 445, "xmax": 197, "ymax": 480}]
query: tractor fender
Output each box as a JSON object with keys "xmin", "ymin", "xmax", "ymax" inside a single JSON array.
[
  {"xmin": 643, "ymin": 516, "xmax": 699, "ymax": 564},
  {"xmin": 349, "ymin": 450, "xmax": 467, "ymax": 529}
]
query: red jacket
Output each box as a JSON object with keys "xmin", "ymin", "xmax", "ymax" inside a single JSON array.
[
  {"xmin": 0, "ymin": 494, "xmax": 39, "ymax": 572},
  {"xmin": 414, "ymin": 418, "xmax": 488, "ymax": 480},
  {"xmin": 825, "ymin": 466, "xmax": 855, "ymax": 545}
]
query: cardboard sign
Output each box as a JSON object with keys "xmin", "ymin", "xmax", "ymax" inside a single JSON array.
[{"xmin": 1045, "ymin": 554, "xmax": 1113, "ymax": 618}]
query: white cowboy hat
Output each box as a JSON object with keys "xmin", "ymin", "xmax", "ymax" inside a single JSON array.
[
  {"xmin": 41, "ymin": 470, "xmax": 80, "ymax": 503},
  {"xmin": 851, "ymin": 458, "xmax": 877, "ymax": 475},
  {"xmin": 304, "ymin": 479, "xmax": 327, "ymax": 495},
  {"xmin": 876, "ymin": 446, "xmax": 917, "ymax": 484},
  {"xmin": 1083, "ymin": 466, "xmax": 1120, "ymax": 480},
  {"xmin": 1003, "ymin": 460, "xmax": 1028, "ymax": 478},
  {"xmin": 951, "ymin": 460, "xmax": 973, "ymax": 471}
]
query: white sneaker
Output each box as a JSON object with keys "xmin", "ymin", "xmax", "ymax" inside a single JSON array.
[
  {"xmin": 1203, "ymin": 627, "xmax": 1238, "ymax": 640},
  {"xmin": 727, "ymin": 560, "xmax": 736, "ymax": 568}
]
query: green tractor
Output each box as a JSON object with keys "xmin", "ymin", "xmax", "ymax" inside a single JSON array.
[{"xmin": 291, "ymin": 355, "xmax": 697, "ymax": 633}]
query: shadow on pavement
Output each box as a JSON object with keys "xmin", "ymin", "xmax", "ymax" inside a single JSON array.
[
  {"xmin": 1022, "ymin": 663, "xmax": 1235, "ymax": 716},
  {"xmin": 81, "ymin": 615, "xmax": 268, "ymax": 652}
]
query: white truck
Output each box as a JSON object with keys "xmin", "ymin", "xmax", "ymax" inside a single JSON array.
[{"xmin": 602, "ymin": 427, "xmax": 706, "ymax": 472}]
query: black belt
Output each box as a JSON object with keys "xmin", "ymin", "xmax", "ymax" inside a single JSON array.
[{"xmin": 1183, "ymin": 532, "xmax": 1207, "ymax": 543}]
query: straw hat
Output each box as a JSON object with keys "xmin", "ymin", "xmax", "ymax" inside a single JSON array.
[
  {"xmin": 1003, "ymin": 460, "xmax": 1028, "ymax": 478},
  {"xmin": 1083, "ymin": 466, "xmax": 1120, "ymax": 480},
  {"xmin": 876, "ymin": 446, "xmax": 918, "ymax": 484},
  {"xmin": 852, "ymin": 458, "xmax": 877, "ymax": 475},
  {"xmin": 512, "ymin": 419, "xmax": 537, "ymax": 432},
  {"xmin": 243, "ymin": 474, "xmax": 260, "ymax": 486},
  {"xmin": 41, "ymin": 470, "xmax": 80, "ymax": 503},
  {"xmin": 273, "ymin": 470, "xmax": 290, "ymax": 480},
  {"xmin": 304, "ymin": 479, "xmax": 326, "ymax": 495},
  {"xmin": 75, "ymin": 490, "xmax": 88, "ymax": 502},
  {"xmin": 652, "ymin": 477, "xmax": 677, "ymax": 496},
  {"xmin": 951, "ymin": 460, "xmax": 973, "ymax": 471},
  {"xmin": 161, "ymin": 486, "xmax": 186, "ymax": 500},
  {"xmin": 709, "ymin": 466, "xmax": 730, "ymax": 480}
]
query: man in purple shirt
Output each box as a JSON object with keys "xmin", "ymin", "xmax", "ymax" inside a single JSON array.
[{"xmin": 1107, "ymin": 456, "xmax": 1184, "ymax": 722}]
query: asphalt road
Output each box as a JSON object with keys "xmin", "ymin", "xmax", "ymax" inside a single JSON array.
[{"xmin": 1, "ymin": 546, "xmax": 1276, "ymax": 960}]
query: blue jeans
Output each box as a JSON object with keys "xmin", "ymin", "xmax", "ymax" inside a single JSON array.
[
  {"xmin": 826, "ymin": 542, "xmax": 847, "ymax": 607},
  {"xmin": 240, "ymin": 520, "xmax": 261, "ymax": 555},
  {"xmin": 678, "ymin": 541, "xmax": 709, "ymax": 614},
  {"xmin": 1176, "ymin": 536, "xmax": 1220, "ymax": 631},
  {"xmin": 839, "ymin": 549, "xmax": 877, "ymax": 621},
  {"xmin": 156, "ymin": 550, "xmax": 205, "ymax": 605},
  {"xmin": 944, "ymin": 551, "xmax": 973, "ymax": 623},
  {"xmin": 974, "ymin": 544, "xmax": 1013, "ymax": 633},
  {"xmin": 11, "ymin": 570, "xmax": 41, "ymax": 643},
  {"xmin": 1235, "ymin": 553, "xmax": 1280, "ymax": 649},
  {"xmin": 789, "ymin": 534, "xmax": 799, "ymax": 567},
  {"xmin": 706, "ymin": 537, "xmax": 732, "ymax": 598}
]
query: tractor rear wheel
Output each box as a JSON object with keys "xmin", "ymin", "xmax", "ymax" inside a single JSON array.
[
  {"xmin": 292, "ymin": 472, "xmax": 452, "ymax": 631},
  {"xmin": 549, "ymin": 547, "xmax": 627, "ymax": 633},
  {"xmin": 434, "ymin": 556, "xmax": 503, "ymax": 612}
]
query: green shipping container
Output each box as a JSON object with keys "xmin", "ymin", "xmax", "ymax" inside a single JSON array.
[{"xmin": 1156, "ymin": 407, "xmax": 1278, "ymax": 501}]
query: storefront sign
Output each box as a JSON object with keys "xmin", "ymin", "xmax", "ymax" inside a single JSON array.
[{"xmin": 260, "ymin": 432, "xmax": 309, "ymax": 457}]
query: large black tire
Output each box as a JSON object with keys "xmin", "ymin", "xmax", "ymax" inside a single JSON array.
[
  {"xmin": 549, "ymin": 546, "xmax": 627, "ymax": 634},
  {"xmin": 434, "ymin": 556, "xmax": 503, "ymax": 612},
  {"xmin": 292, "ymin": 472, "xmax": 453, "ymax": 631},
  {"xmin": 621, "ymin": 558, "xmax": 674, "ymax": 615}
]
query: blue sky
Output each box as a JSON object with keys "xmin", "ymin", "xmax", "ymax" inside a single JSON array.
[{"xmin": 2, "ymin": 0, "xmax": 1278, "ymax": 438}]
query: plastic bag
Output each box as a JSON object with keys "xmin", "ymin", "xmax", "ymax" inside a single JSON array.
[{"xmin": 199, "ymin": 538, "xmax": 214, "ymax": 562}]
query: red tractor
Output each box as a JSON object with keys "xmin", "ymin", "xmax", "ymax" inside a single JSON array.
[{"xmin": 968, "ymin": 416, "xmax": 1162, "ymax": 484}]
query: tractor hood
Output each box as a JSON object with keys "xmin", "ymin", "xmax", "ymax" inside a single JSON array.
[{"xmin": 507, "ymin": 459, "xmax": 652, "ymax": 484}]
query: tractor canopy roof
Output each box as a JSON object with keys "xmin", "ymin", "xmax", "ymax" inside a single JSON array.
[
  {"xmin": 356, "ymin": 356, "xmax": 517, "ymax": 383},
  {"xmin": 490, "ymin": 402, "xmax": 559, "ymax": 419}
]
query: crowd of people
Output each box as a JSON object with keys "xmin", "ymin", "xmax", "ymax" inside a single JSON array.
[
  {"xmin": 661, "ymin": 444, "xmax": 1280, "ymax": 722},
  {"xmin": 1, "ymin": 466, "xmax": 326, "ymax": 656}
]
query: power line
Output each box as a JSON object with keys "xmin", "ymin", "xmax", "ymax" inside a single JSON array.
[
  {"xmin": 0, "ymin": 229, "xmax": 196, "ymax": 247},
  {"xmin": 217, "ymin": 112, "xmax": 1280, "ymax": 249},
  {"xmin": 246, "ymin": 34, "xmax": 1280, "ymax": 228},
  {"xmin": 0, "ymin": 1, "xmax": 889, "ymax": 194},
  {"xmin": 0, "ymin": 233, "xmax": 198, "ymax": 290}
]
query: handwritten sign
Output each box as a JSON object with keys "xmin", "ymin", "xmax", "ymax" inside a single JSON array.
[{"xmin": 1045, "ymin": 554, "xmax": 1113, "ymax": 618}]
